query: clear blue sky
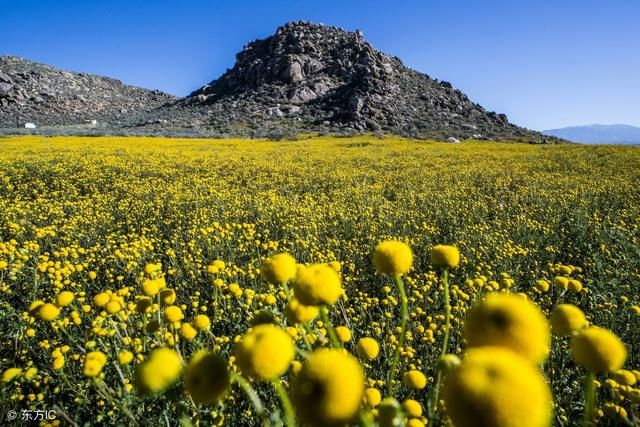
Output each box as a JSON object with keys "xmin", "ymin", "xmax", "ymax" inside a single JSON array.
[{"xmin": 2, "ymin": 0, "xmax": 639, "ymax": 130}]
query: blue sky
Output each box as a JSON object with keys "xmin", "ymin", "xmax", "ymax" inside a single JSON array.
[{"xmin": 1, "ymin": 0, "xmax": 638, "ymax": 130}]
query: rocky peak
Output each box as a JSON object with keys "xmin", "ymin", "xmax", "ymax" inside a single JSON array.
[{"xmin": 177, "ymin": 21, "xmax": 533, "ymax": 138}]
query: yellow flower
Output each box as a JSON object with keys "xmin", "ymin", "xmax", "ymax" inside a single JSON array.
[
  {"xmin": 93, "ymin": 292, "xmax": 110, "ymax": 307},
  {"xmin": 534, "ymin": 280, "xmax": 550, "ymax": 293},
  {"xmin": 135, "ymin": 348, "xmax": 182, "ymax": 394},
  {"xmin": 568, "ymin": 279, "xmax": 583, "ymax": 293},
  {"xmin": 28, "ymin": 300, "xmax": 45, "ymax": 316},
  {"xmin": 180, "ymin": 323, "xmax": 198, "ymax": 341},
  {"xmin": 613, "ymin": 370, "xmax": 637, "ymax": 386},
  {"xmin": 160, "ymin": 288, "xmax": 176, "ymax": 305},
  {"xmin": 105, "ymin": 301, "xmax": 121, "ymax": 314},
  {"xmin": 373, "ymin": 240, "xmax": 414, "ymax": 276},
  {"xmin": 38, "ymin": 303, "xmax": 60, "ymax": 321},
  {"xmin": 235, "ymin": 324, "xmax": 294, "ymax": 381},
  {"xmin": 363, "ymin": 387, "xmax": 382, "ymax": 407},
  {"xmin": 164, "ymin": 305, "xmax": 184, "ymax": 323},
  {"xmin": 184, "ymin": 351, "xmax": 230, "ymax": 405},
  {"xmin": 53, "ymin": 356, "xmax": 65, "ymax": 370},
  {"xmin": 571, "ymin": 326, "xmax": 627, "ymax": 373},
  {"xmin": 55, "ymin": 291, "xmax": 74, "ymax": 307},
  {"xmin": 193, "ymin": 314, "xmax": 211, "ymax": 331},
  {"xmin": 404, "ymin": 370, "xmax": 427, "ymax": 389},
  {"xmin": 356, "ymin": 337, "xmax": 380, "ymax": 360},
  {"xmin": 554, "ymin": 276, "xmax": 569, "ymax": 289},
  {"xmin": 88, "ymin": 271, "xmax": 97, "ymax": 280},
  {"xmin": 261, "ymin": 253, "xmax": 297, "ymax": 284},
  {"xmin": 142, "ymin": 279, "xmax": 161, "ymax": 296},
  {"xmin": 292, "ymin": 349, "xmax": 365, "ymax": 426},
  {"xmin": 83, "ymin": 351, "xmax": 107, "ymax": 377},
  {"xmin": 1, "ymin": 368, "xmax": 22, "ymax": 383},
  {"xmin": 285, "ymin": 298, "xmax": 319, "ymax": 323},
  {"xmin": 335, "ymin": 326, "xmax": 352, "ymax": 343},
  {"xmin": 402, "ymin": 399, "xmax": 423, "ymax": 417},
  {"xmin": 430, "ymin": 244, "xmax": 460, "ymax": 269},
  {"xmin": 293, "ymin": 264, "xmax": 342, "ymax": 306},
  {"xmin": 444, "ymin": 347, "xmax": 552, "ymax": 427},
  {"xmin": 407, "ymin": 419, "xmax": 425, "ymax": 427},
  {"xmin": 464, "ymin": 293, "xmax": 550, "ymax": 364},
  {"xmin": 118, "ymin": 351, "xmax": 134, "ymax": 365},
  {"xmin": 437, "ymin": 354, "xmax": 462, "ymax": 373},
  {"xmin": 550, "ymin": 304, "xmax": 587, "ymax": 336}
]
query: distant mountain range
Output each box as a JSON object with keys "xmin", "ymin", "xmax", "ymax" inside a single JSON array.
[{"xmin": 543, "ymin": 124, "xmax": 640, "ymax": 145}]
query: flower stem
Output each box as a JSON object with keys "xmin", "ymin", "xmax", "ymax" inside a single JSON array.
[
  {"xmin": 582, "ymin": 371, "xmax": 596, "ymax": 427},
  {"xmin": 231, "ymin": 373, "xmax": 267, "ymax": 425},
  {"xmin": 273, "ymin": 379, "xmax": 295, "ymax": 427},
  {"xmin": 320, "ymin": 305, "xmax": 341, "ymax": 348},
  {"xmin": 429, "ymin": 267, "xmax": 451, "ymax": 418},
  {"xmin": 387, "ymin": 275, "xmax": 408, "ymax": 396}
]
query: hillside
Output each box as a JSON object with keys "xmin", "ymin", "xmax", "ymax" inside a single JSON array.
[
  {"xmin": 136, "ymin": 21, "xmax": 543, "ymax": 140},
  {"xmin": 0, "ymin": 56, "xmax": 176, "ymax": 127}
]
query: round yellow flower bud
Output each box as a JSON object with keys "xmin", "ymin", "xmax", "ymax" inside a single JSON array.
[
  {"xmin": 55, "ymin": 291, "xmax": 74, "ymax": 307},
  {"xmin": 193, "ymin": 314, "xmax": 211, "ymax": 331},
  {"xmin": 117, "ymin": 351, "xmax": 134, "ymax": 365},
  {"xmin": 180, "ymin": 323, "xmax": 198, "ymax": 341},
  {"xmin": 430, "ymin": 244, "xmax": 460, "ymax": 269},
  {"xmin": 235, "ymin": 324, "xmax": 294, "ymax": 381},
  {"xmin": 402, "ymin": 399, "xmax": 423, "ymax": 417},
  {"xmin": 285, "ymin": 298, "xmax": 319, "ymax": 324},
  {"xmin": 83, "ymin": 351, "xmax": 107, "ymax": 377},
  {"xmin": 164, "ymin": 305, "xmax": 184, "ymax": 323},
  {"xmin": 335, "ymin": 326, "xmax": 352, "ymax": 343},
  {"xmin": 1, "ymin": 368, "xmax": 22, "ymax": 383},
  {"xmin": 571, "ymin": 326, "xmax": 627, "ymax": 373},
  {"xmin": 135, "ymin": 348, "xmax": 182, "ymax": 394},
  {"xmin": 293, "ymin": 264, "xmax": 342, "ymax": 306},
  {"xmin": 444, "ymin": 347, "xmax": 552, "ymax": 427},
  {"xmin": 93, "ymin": 292, "xmax": 110, "ymax": 307},
  {"xmin": 356, "ymin": 337, "xmax": 380, "ymax": 361},
  {"xmin": 38, "ymin": 303, "xmax": 60, "ymax": 321},
  {"xmin": 184, "ymin": 351, "xmax": 230, "ymax": 405},
  {"xmin": 292, "ymin": 349, "xmax": 365, "ymax": 426},
  {"xmin": 613, "ymin": 370, "xmax": 637, "ymax": 386},
  {"xmin": 160, "ymin": 288, "xmax": 176, "ymax": 305},
  {"xmin": 464, "ymin": 293, "xmax": 550, "ymax": 364},
  {"xmin": 554, "ymin": 276, "xmax": 569, "ymax": 289},
  {"xmin": 373, "ymin": 240, "xmax": 414, "ymax": 276},
  {"xmin": 363, "ymin": 387, "xmax": 382, "ymax": 407},
  {"xmin": 550, "ymin": 304, "xmax": 587, "ymax": 336},
  {"xmin": 261, "ymin": 253, "xmax": 297, "ymax": 284},
  {"xmin": 534, "ymin": 280, "xmax": 550, "ymax": 293},
  {"xmin": 105, "ymin": 301, "xmax": 121, "ymax": 314},
  {"xmin": 404, "ymin": 370, "xmax": 427, "ymax": 389}
]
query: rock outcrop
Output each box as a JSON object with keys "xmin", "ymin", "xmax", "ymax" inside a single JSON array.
[{"xmin": 142, "ymin": 21, "xmax": 536, "ymax": 139}]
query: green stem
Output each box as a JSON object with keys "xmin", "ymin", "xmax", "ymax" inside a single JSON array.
[
  {"xmin": 273, "ymin": 379, "xmax": 295, "ymax": 427},
  {"xmin": 429, "ymin": 267, "xmax": 451, "ymax": 419},
  {"xmin": 582, "ymin": 371, "xmax": 596, "ymax": 427},
  {"xmin": 387, "ymin": 275, "xmax": 408, "ymax": 396},
  {"xmin": 320, "ymin": 305, "xmax": 341, "ymax": 348},
  {"xmin": 231, "ymin": 373, "xmax": 268, "ymax": 425}
]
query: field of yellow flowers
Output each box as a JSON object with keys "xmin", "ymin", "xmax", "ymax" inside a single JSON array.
[{"xmin": 0, "ymin": 135, "xmax": 639, "ymax": 426}]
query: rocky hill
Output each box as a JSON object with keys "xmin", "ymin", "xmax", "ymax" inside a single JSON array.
[
  {"xmin": 0, "ymin": 56, "xmax": 176, "ymax": 128},
  {"xmin": 139, "ymin": 21, "xmax": 539, "ymax": 139}
]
